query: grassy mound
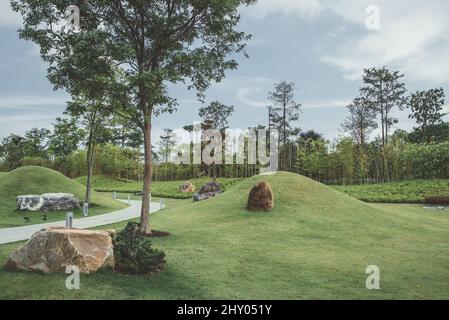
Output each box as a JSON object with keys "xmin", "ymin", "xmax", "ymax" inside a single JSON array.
[
  {"xmin": 0, "ymin": 166, "xmax": 126, "ymax": 228},
  {"xmin": 2, "ymin": 171, "xmax": 449, "ymax": 299}
]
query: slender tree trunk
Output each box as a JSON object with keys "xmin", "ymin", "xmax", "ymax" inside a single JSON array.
[
  {"xmin": 140, "ymin": 108, "xmax": 153, "ymax": 235},
  {"xmin": 84, "ymin": 144, "xmax": 95, "ymax": 205},
  {"xmin": 283, "ymin": 102, "xmax": 287, "ymax": 144},
  {"xmin": 212, "ymin": 163, "xmax": 217, "ymax": 183},
  {"xmin": 84, "ymin": 119, "xmax": 97, "ymax": 205},
  {"xmin": 380, "ymin": 109, "xmax": 385, "ymax": 147},
  {"xmin": 268, "ymin": 107, "xmax": 271, "ymax": 129}
]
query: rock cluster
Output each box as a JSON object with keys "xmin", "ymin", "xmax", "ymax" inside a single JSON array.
[
  {"xmin": 6, "ymin": 227, "xmax": 115, "ymax": 273},
  {"xmin": 16, "ymin": 193, "xmax": 80, "ymax": 212},
  {"xmin": 193, "ymin": 182, "xmax": 222, "ymax": 201},
  {"xmin": 180, "ymin": 181, "xmax": 195, "ymax": 193}
]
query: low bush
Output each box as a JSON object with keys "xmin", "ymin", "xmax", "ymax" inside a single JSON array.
[
  {"xmin": 333, "ymin": 179, "xmax": 449, "ymax": 203},
  {"xmin": 113, "ymin": 222, "xmax": 166, "ymax": 274},
  {"xmin": 425, "ymin": 196, "xmax": 449, "ymax": 205}
]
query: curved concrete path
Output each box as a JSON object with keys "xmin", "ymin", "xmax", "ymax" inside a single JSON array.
[{"xmin": 0, "ymin": 200, "xmax": 163, "ymax": 244}]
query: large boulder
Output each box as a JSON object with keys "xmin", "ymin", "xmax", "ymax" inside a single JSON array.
[
  {"xmin": 193, "ymin": 181, "xmax": 222, "ymax": 201},
  {"xmin": 247, "ymin": 181, "xmax": 274, "ymax": 211},
  {"xmin": 180, "ymin": 181, "xmax": 195, "ymax": 193},
  {"xmin": 6, "ymin": 227, "xmax": 115, "ymax": 273},
  {"xmin": 16, "ymin": 193, "xmax": 80, "ymax": 212}
]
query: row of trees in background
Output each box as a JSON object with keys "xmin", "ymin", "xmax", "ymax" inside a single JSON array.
[
  {"xmin": 340, "ymin": 67, "xmax": 447, "ymax": 183},
  {"xmin": 145, "ymin": 68, "xmax": 449, "ymax": 184},
  {"xmin": 2, "ymin": 67, "xmax": 448, "ymax": 185}
]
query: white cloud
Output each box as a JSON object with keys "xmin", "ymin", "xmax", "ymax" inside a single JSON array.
[
  {"xmin": 0, "ymin": 0, "xmax": 22, "ymax": 28},
  {"xmin": 242, "ymin": 0, "xmax": 325, "ymax": 18},
  {"xmin": 237, "ymin": 86, "xmax": 351, "ymax": 110},
  {"xmin": 0, "ymin": 114, "xmax": 55, "ymax": 138},
  {"xmin": 246, "ymin": 0, "xmax": 449, "ymax": 84},
  {"xmin": 0, "ymin": 96, "xmax": 68, "ymax": 109},
  {"xmin": 236, "ymin": 87, "xmax": 268, "ymax": 108},
  {"xmin": 302, "ymin": 99, "xmax": 350, "ymax": 109},
  {"xmin": 319, "ymin": 1, "xmax": 449, "ymax": 83}
]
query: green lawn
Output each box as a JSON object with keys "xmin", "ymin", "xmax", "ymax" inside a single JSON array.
[
  {"xmin": 331, "ymin": 179, "xmax": 449, "ymax": 203},
  {"xmin": 75, "ymin": 175, "xmax": 244, "ymax": 199},
  {"xmin": 1, "ymin": 172, "xmax": 449, "ymax": 299},
  {"xmin": 0, "ymin": 167, "xmax": 127, "ymax": 228}
]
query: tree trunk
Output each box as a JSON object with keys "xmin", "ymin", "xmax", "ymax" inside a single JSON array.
[
  {"xmin": 84, "ymin": 124, "xmax": 96, "ymax": 205},
  {"xmin": 140, "ymin": 109, "xmax": 153, "ymax": 235},
  {"xmin": 212, "ymin": 163, "xmax": 217, "ymax": 183},
  {"xmin": 84, "ymin": 148, "xmax": 95, "ymax": 205},
  {"xmin": 283, "ymin": 102, "xmax": 287, "ymax": 144}
]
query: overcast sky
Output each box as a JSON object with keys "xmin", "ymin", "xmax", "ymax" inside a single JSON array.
[{"xmin": 1, "ymin": 0, "xmax": 448, "ymax": 144}]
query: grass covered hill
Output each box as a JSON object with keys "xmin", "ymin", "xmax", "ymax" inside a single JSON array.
[
  {"xmin": 1, "ymin": 171, "xmax": 448, "ymax": 299},
  {"xmin": 0, "ymin": 166, "xmax": 126, "ymax": 228}
]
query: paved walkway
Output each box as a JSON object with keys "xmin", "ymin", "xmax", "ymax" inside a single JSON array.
[{"xmin": 0, "ymin": 200, "xmax": 163, "ymax": 244}]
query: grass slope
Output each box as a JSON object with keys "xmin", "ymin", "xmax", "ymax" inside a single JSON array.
[
  {"xmin": 75, "ymin": 175, "xmax": 244, "ymax": 199},
  {"xmin": 1, "ymin": 172, "xmax": 449, "ymax": 299},
  {"xmin": 0, "ymin": 166, "xmax": 126, "ymax": 228},
  {"xmin": 332, "ymin": 179, "xmax": 449, "ymax": 203}
]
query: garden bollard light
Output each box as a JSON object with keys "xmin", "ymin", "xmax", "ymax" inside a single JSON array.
[
  {"xmin": 83, "ymin": 203, "xmax": 89, "ymax": 217},
  {"xmin": 66, "ymin": 212, "xmax": 73, "ymax": 228},
  {"xmin": 128, "ymin": 194, "xmax": 131, "ymax": 205},
  {"xmin": 112, "ymin": 191, "xmax": 117, "ymax": 199},
  {"xmin": 160, "ymin": 198, "xmax": 163, "ymax": 210}
]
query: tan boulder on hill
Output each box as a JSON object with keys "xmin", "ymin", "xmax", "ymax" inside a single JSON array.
[
  {"xmin": 180, "ymin": 181, "xmax": 195, "ymax": 193},
  {"xmin": 6, "ymin": 227, "xmax": 115, "ymax": 274},
  {"xmin": 247, "ymin": 181, "xmax": 274, "ymax": 211}
]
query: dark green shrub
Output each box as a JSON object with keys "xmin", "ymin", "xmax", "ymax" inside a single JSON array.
[{"xmin": 113, "ymin": 222, "xmax": 166, "ymax": 274}]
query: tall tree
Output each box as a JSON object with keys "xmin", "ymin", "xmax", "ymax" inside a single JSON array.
[
  {"xmin": 266, "ymin": 106, "xmax": 274, "ymax": 129},
  {"xmin": 199, "ymin": 101, "xmax": 235, "ymax": 130},
  {"xmin": 408, "ymin": 88, "xmax": 446, "ymax": 143},
  {"xmin": 360, "ymin": 67, "xmax": 407, "ymax": 146},
  {"xmin": 342, "ymin": 97, "xmax": 378, "ymax": 146},
  {"xmin": 267, "ymin": 81, "xmax": 302, "ymax": 144},
  {"xmin": 66, "ymin": 95, "xmax": 111, "ymax": 206},
  {"xmin": 109, "ymin": 115, "xmax": 144, "ymax": 149},
  {"xmin": 48, "ymin": 117, "xmax": 84, "ymax": 174},
  {"xmin": 158, "ymin": 128, "xmax": 177, "ymax": 163},
  {"xmin": 12, "ymin": 0, "xmax": 255, "ymax": 235},
  {"xmin": 0, "ymin": 134, "xmax": 26, "ymax": 170},
  {"xmin": 199, "ymin": 101, "xmax": 234, "ymax": 181},
  {"xmin": 23, "ymin": 128, "xmax": 51, "ymax": 159},
  {"xmin": 298, "ymin": 130, "xmax": 324, "ymax": 145}
]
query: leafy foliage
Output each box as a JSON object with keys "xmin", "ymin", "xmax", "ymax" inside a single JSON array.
[
  {"xmin": 0, "ymin": 134, "xmax": 26, "ymax": 170},
  {"xmin": 342, "ymin": 97, "xmax": 377, "ymax": 145},
  {"xmin": 199, "ymin": 101, "xmax": 235, "ymax": 130},
  {"xmin": 408, "ymin": 88, "xmax": 447, "ymax": 143},
  {"xmin": 113, "ymin": 222, "xmax": 166, "ymax": 275}
]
